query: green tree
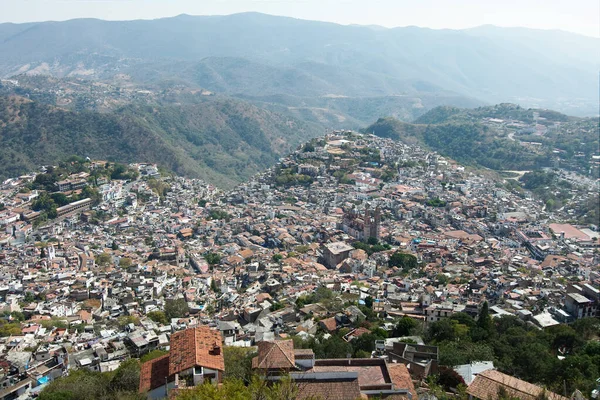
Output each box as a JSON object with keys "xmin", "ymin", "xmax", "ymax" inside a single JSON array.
[
  {"xmin": 110, "ymin": 359, "xmax": 141, "ymax": 393},
  {"xmin": 477, "ymin": 301, "xmax": 492, "ymax": 333},
  {"xmin": 393, "ymin": 316, "xmax": 417, "ymax": 337},
  {"xmin": 388, "ymin": 252, "xmax": 417, "ymax": 271},
  {"xmin": 427, "ymin": 318, "xmax": 457, "ymax": 343},
  {"xmin": 50, "ymin": 193, "xmax": 69, "ymax": 207},
  {"xmin": 223, "ymin": 347, "xmax": 256, "ymax": 383},
  {"xmin": 175, "ymin": 379, "xmax": 251, "ymax": 400},
  {"xmin": 353, "ymin": 332, "xmax": 386, "ymax": 357},
  {"xmin": 146, "ymin": 311, "xmax": 168, "ymax": 325},
  {"xmin": 39, "ymin": 370, "xmax": 112, "ymax": 400},
  {"xmin": 204, "ymin": 252, "xmax": 221, "ymax": 266},
  {"xmin": 165, "ymin": 298, "xmax": 189, "ymax": 320},
  {"xmin": 95, "ymin": 252, "xmax": 112, "ymax": 266},
  {"xmin": 10, "ymin": 311, "xmax": 25, "ymax": 322}
]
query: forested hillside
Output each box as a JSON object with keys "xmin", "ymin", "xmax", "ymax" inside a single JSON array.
[
  {"xmin": 0, "ymin": 96, "xmax": 320, "ymax": 186},
  {"xmin": 366, "ymin": 104, "xmax": 599, "ymax": 174}
]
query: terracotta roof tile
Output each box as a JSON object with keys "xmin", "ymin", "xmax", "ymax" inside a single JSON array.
[
  {"xmin": 139, "ymin": 355, "xmax": 170, "ymax": 393},
  {"xmin": 387, "ymin": 363, "xmax": 417, "ymax": 399},
  {"xmin": 253, "ymin": 340, "xmax": 296, "ymax": 370},
  {"xmin": 296, "ymin": 378, "xmax": 362, "ymax": 400},
  {"xmin": 319, "ymin": 317, "xmax": 338, "ymax": 332},
  {"xmin": 467, "ymin": 370, "xmax": 568, "ymax": 400},
  {"xmin": 168, "ymin": 326, "xmax": 225, "ymax": 376}
]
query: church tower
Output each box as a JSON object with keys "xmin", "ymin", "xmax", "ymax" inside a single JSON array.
[{"xmin": 363, "ymin": 205, "xmax": 381, "ymax": 241}]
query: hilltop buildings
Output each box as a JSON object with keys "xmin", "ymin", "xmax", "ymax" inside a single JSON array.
[{"xmin": 0, "ymin": 132, "xmax": 596, "ymax": 398}]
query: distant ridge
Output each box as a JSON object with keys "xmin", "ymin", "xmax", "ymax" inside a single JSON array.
[{"xmin": 0, "ymin": 12, "xmax": 597, "ymax": 115}]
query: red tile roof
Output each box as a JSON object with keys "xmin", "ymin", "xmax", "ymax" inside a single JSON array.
[
  {"xmin": 296, "ymin": 378, "xmax": 362, "ymax": 400},
  {"xmin": 252, "ymin": 340, "xmax": 296, "ymax": 370},
  {"xmin": 467, "ymin": 370, "xmax": 569, "ymax": 400},
  {"xmin": 139, "ymin": 355, "xmax": 170, "ymax": 393},
  {"xmin": 168, "ymin": 326, "xmax": 225, "ymax": 375},
  {"xmin": 319, "ymin": 317, "xmax": 338, "ymax": 332},
  {"xmin": 387, "ymin": 363, "xmax": 417, "ymax": 399}
]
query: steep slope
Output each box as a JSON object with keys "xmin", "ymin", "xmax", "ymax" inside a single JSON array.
[
  {"xmin": 0, "ymin": 96, "xmax": 320, "ymax": 186},
  {"xmin": 0, "ymin": 13, "xmax": 597, "ymax": 115}
]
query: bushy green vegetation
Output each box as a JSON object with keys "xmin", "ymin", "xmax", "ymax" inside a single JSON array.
[
  {"xmin": 574, "ymin": 195, "xmax": 600, "ymax": 226},
  {"xmin": 388, "ymin": 252, "xmax": 418, "ymax": 271},
  {"xmin": 39, "ymin": 359, "xmax": 143, "ymax": 400},
  {"xmin": 425, "ymin": 308, "xmax": 600, "ymax": 394},
  {"xmin": 273, "ymin": 167, "xmax": 314, "ymax": 187},
  {"xmin": 164, "ymin": 298, "xmax": 190, "ymax": 320},
  {"xmin": 146, "ymin": 311, "xmax": 168, "ymax": 325},
  {"xmin": 519, "ymin": 170, "xmax": 573, "ymax": 211},
  {"xmin": 426, "ymin": 197, "xmax": 447, "ymax": 207},
  {"xmin": 207, "ymin": 209, "xmax": 232, "ymax": 221},
  {"xmin": 352, "ymin": 239, "xmax": 391, "ymax": 255}
]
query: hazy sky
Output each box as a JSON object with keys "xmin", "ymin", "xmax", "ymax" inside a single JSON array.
[{"xmin": 1, "ymin": 0, "xmax": 599, "ymax": 37}]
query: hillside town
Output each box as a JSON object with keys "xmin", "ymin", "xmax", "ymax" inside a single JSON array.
[{"xmin": 0, "ymin": 131, "xmax": 598, "ymax": 399}]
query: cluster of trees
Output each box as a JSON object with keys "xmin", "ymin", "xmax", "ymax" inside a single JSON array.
[
  {"xmin": 144, "ymin": 299, "xmax": 190, "ymax": 325},
  {"xmin": 519, "ymin": 170, "xmax": 573, "ymax": 211},
  {"xmin": 204, "ymin": 252, "xmax": 221, "ymax": 266},
  {"xmin": 574, "ymin": 195, "xmax": 600, "ymax": 226},
  {"xmin": 425, "ymin": 303, "xmax": 600, "ymax": 394},
  {"xmin": 0, "ymin": 320, "xmax": 22, "ymax": 337},
  {"xmin": 146, "ymin": 178, "xmax": 170, "ymax": 199},
  {"xmin": 273, "ymin": 167, "xmax": 313, "ymax": 187},
  {"xmin": 426, "ymin": 197, "xmax": 447, "ymax": 207},
  {"xmin": 352, "ymin": 237, "xmax": 391, "ymax": 255},
  {"xmin": 388, "ymin": 251, "xmax": 418, "ymax": 271},
  {"xmin": 357, "ymin": 147, "xmax": 381, "ymax": 163},
  {"xmin": 423, "ymin": 122, "xmax": 545, "ymax": 171},
  {"xmin": 39, "ymin": 359, "xmax": 143, "ymax": 400},
  {"xmin": 0, "ymin": 95, "xmax": 321, "ymax": 186},
  {"xmin": 110, "ymin": 163, "xmax": 139, "ymax": 181},
  {"xmin": 295, "ymin": 287, "xmax": 336, "ymax": 309},
  {"xmin": 175, "ymin": 376, "xmax": 299, "ymax": 400},
  {"xmin": 207, "ymin": 209, "xmax": 232, "ymax": 221},
  {"xmin": 367, "ymin": 104, "xmax": 598, "ymax": 177},
  {"xmin": 164, "ymin": 298, "xmax": 190, "ymax": 320}
]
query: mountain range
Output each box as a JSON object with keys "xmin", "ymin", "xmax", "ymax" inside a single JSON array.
[{"xmin": 0, "ymin": 13, "xmax": 598, "ymax": 116}]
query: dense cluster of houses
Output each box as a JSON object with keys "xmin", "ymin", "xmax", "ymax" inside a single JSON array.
[{"xmin": 0, "ymin": 131, "xmax": 597, "ymax": 399}]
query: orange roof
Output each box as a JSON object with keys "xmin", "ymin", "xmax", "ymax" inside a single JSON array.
[
  {"xmin": 168, "ymin": 326, "xmax": 225, "ymax": 375},
  {"xmin": 252, "ymin": 340, "xmax": 296, "ymax": 370},
  {"xmin": 239, "ymin": 249, "xmax": 254, "ymax": 259},
  {"xmin": 139, "ymin": 355, "xmax": 170, "ymax": 393},
  {"xmin": 319, "ymin": 317, "xmax": 338, "ymax": 332},
  {"xmin": 387, "ymin": 363, "xmax": 417, "ymax": 399},
  {"xmin": 296, "ymin": 377, "xmax": 361, "ymax": 400},
  {"xmin": 467, "ymin": 370, "xmax": 568, "ymax": 400}
]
